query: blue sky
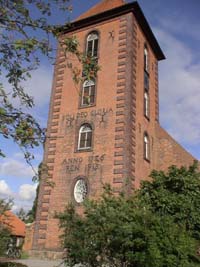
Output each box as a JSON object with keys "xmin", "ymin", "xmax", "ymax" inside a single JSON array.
[{"xmin": 0, "ymin": 0, "xmax": 199, "ymax": 212}]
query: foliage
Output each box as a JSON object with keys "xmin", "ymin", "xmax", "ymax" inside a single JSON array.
[
  {"xmin": 58, "ymin": 184, "xmax": 200, "ymax": 267},
  {"xmin": 16, "ymin": 208, "xmax": 27, "ymax": 222},
  {"xmin": 0, "ymin": 0, "xmax": 100, "ymax": 175},
  {"xmin": 25, "ymin": 184, "xmax": 39, "ymax": 223},
  {"xmin": 20, "ymin": 250, "xmax": 30, "ymax": 259},
  {"xmin": 139, "ymin": 161, "xmax": 200, "ymax": 241},
  {"xmin": 0, "ymin": 226, "xmax": 10, "ymax": 257},
  {"xmin": 0, "ymin": 0, "xmax": 72, "ymax": 161},
  {"xmin": 61, "ymin": 37, "xmax": 101, "ymax": 84},
  {"xmin": 0, "ymin": 199, "xmax": 12, "ymax": 256},
  {"xmin": 26, "ymin": 163, "xmax": 42, "ymax": 223},
  {"xmin": 16, "ymin": 162, "xmax": 42, "ymax": 223}
]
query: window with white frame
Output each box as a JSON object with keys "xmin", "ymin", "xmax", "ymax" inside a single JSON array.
[
  {"xmin": 144, "ymin": 132, "xmax": 150, "ymax": 161},
  {"xmin": 73, "ymin": 178, "xmax": 88, "ymax": 203},
  {"xmin": 86, "ymin": 32, "xmax": 99, "ymax": 57},
  {"xmin": 81, "ymin": 80, "xmax": 95, "ymax": 106},
  {"xmin": 78, "ymin": 124, "xmax": 92, "ymax": 150},
  {"xmin": 144, "ymin": 46, "xmax": 148, "ymax": 72},
  {"xmin": 144, "ymin": 90, "xmax": 149, "ymax": 118}
]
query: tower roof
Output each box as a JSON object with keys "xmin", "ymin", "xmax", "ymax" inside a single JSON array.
[
  {"xmin": 58, "ymin": 1, "xmax": 165, "ymax": 60},
  {"xmin": 77, "ymin": 0, "xmax": 125, "ymax": 21}
]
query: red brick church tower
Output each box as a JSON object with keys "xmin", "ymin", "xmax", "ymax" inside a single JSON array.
[{"xmin": 32, "ymin": 0, "xmax": 195, "ymax": 258}]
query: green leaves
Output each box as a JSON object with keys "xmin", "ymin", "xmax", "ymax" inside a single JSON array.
[
  {"xmin": 60, "ymin": 36, "xmax": 101, "ymax": 85},
  {"xmin": 58, "ymin": 175, "xmax": 200, "ymax": 267},
  {"xmin": 139, "ymin": 162, "xmax": 200, "ymax": 239},
  {"xmin": 0, "ymin": 0, "xmax": 100, "ymax": 168},
  {"xmin": 0, "ymin": 199, "xmax": 13, "ymax": 256}
]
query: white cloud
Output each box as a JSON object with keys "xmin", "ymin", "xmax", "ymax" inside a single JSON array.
[
  {"xmin": 2, "ymin": 65, "xmax": 52, "ymax": 109},
  {"xmin": 19, "ymin": 184, "xmax": 37, "ymax": 201},
  {"xmin": 23, "ymin": 66, "xmax": 53, "ymax": 108},
  {"xmin": 0, "ymin": 180, "xmax": 37, "ymax": 212},
  {"xmin": 155, "ymin": 28, "xmax": 200, "ymax": 148},
  {"xmin": 0, "ymin": 158, "xmax": 35, "ymax": 178},
  {"xmin": 0, "ymin": 180, "xmax": 12, "ymax": 197},
  {"xmin": 159, "ymin": 16, "xmax": 200, "ymax": 42}
]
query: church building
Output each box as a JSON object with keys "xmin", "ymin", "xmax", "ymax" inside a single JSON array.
[{"xmin": 31, "ymin": 0, "xmax": 195, "ymax": 258}]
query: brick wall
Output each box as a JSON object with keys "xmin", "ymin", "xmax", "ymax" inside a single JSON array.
[
  {"xmin": 31, "ymin": 5, "xmax": 197, "ymax": 258},
  {"xmin": 155, "ymin": 124, "xmax": 195, "ymax": 170},
  {"xmin": 32, "ymin": 13, "xmax": 138, "ymax": 253},
  {"xmin": 23, "ymin": 223, "xmax": 34, "ymax": 252}
]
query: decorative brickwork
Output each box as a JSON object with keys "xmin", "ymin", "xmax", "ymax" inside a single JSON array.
[{"xmin": 32, "ymin": 43, "xmax": 65, "ymax": 250}]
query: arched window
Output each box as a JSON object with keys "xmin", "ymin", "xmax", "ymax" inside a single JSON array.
[
  {"xmin": 144, "ymin": 132, "xmax": 150, "ymax": 161},
  {"xmin": 81, "ymin": 80, "xmax": 95, "ymax": 106},
  {"xmin": 86, "ymin": 32, "xmax": 99, "ymax": 57},
  {"xmin": 144, "ymin": 45, "xmax": 148, "ymax": 72},
  {"xmin": 78, "ymin": 124, "xmax": 92, "ymax": 150},
  {"xmin": 144, "ymin": 90, "xmax": 149, "ymax": 118}
]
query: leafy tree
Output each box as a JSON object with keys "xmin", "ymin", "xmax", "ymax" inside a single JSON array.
[
  {"xmin": 16, "ymin": 208, "xmax": 27, "ymax": 222},
  {"xmin": 0, "ymin": 199, "xmax": 12, "ymax": 256},
  {"xmin": 26, "ymin": 163, "xmax": 42, "ymax": 223},
  {"xmin": 58, "ymin": 186, "xmax": 200, "ymax": 267},
  {"xmin": 0, "ymin": 0, "xmax": 100, "ymax": 174},
  {"xmin": 139, "ymin": 161, "xmax": 200, "ymax": 241},
  {"xmin": 25, "ymin": 184, "xmax": 39, "ymax": 223}
]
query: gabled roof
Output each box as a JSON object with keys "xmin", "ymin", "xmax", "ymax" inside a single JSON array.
[
  {"xmin": 58, "ymin": 1, "xmax": 165, "ymax": 60},
  {"xmin": 0, "ymin": 211, "xmax": 26, "ymax": 237},
  {"xmin": 76, "ymin": 0, "xmax": 125, "ymax": 21}
]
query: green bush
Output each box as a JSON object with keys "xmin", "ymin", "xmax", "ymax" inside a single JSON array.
[{"xmin": 58, "ymin": 170, "xmax": 200, "ymax": 267}]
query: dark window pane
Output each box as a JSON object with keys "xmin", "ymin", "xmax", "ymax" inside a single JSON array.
[
  {"xmin": 144, "ymin": 54, "xmax": 147, "ymax": 70},
  {"xmin": 82, "ymin": 87, "xmax": 90, "ymax": 105},
  {"xmin": 144, "ymin": 72, "xmax": 149, "ymax": 90},
  {"xmin": 87, "ymin": 41, "xmax": 93, "ymax": 56},
  {"xmin": 93, "ymin": 39, "xmax": 98, "ymax": 57},
  {"xmin": 86, "ymin": 131, "xmax": 92, "ymax": 148},
  {"xmin": 90, "ymin": 85, "xmax": 95, "ymax": 96},
  {"xmin": 80, "ymin": 132, "xmax": 86, "ymax": 148},
  {"xmin": 90, "ymin": 85, "xmax": 95, "ymax": 104},
  {"xmin": 90, "ymin": 95, "xmax": 95, "ymax": 104}
]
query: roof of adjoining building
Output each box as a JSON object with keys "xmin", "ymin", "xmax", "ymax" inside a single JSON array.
[{"xmin": 0, "ymin": 210, "xmax": 26, "ymax": 237}]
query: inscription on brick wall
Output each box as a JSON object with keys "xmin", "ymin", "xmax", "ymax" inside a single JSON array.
[
  {"xmin": 87, "ymin": 154, "xmax": 106, "ymax": 172},
  {"xmin": 62, "ymin": 154, "xmax": 106, "ymax": 174},
  {"xmin": 65, "ymin": 108, "xmax": 113, "ymax": 128},
  {"xmin": 62, "ymin": 157, "xmax": 83, "ymax": 173}
]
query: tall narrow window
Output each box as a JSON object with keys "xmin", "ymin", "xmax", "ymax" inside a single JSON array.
[
  {"xmin": 144, "ymin": 71, "xmax": 149, "ymax": 90},
  {"xmin": 144, "ymin": 90, "xmax": 149, "ymax": 118},
  {"xmin": 86, "ymin": 32, "xmax": 99, "ymax": 57},
  {"xmin": 144, "ymin": 132, "xmax": 150, "ymax": 161},
  {"xmin": 144, "ymin": 46, "xmax": 148, "ymax": 72},
  {"xmin": 78, "ymin": 124, "xmax": 92, "ymax": 150},
  {"xmin": 81, "ymin": 80, "xmax": 95, "ymax": 106}
]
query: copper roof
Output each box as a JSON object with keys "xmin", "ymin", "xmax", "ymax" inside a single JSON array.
[
  {"xmin": 0, "ymin": 211, "xmax": 26, "ymax": 237},
  {"xmin": 77, "ymin": 0, "xmax": 125, "ymax": 21}
]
